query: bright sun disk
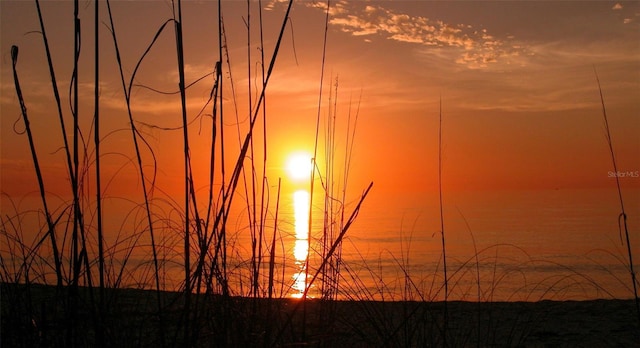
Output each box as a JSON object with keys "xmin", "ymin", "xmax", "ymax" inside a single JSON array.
[{"xmin": 287, "ymin": 152, "xmax": 313, "ymax": 180}]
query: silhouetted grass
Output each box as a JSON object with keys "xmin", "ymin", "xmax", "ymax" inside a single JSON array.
[
  {"xmin": 3, "ymin": 1, "xmax": 640, "ymax": 346},
  {"xmin": 594, "ymin": 67, "xmax": 640, "ymax": 323}
]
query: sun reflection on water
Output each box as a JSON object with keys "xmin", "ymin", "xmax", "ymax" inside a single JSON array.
[
  {"xmin": 293, "ymin": 239, "xmax": 309, "ymax": 261},
  {"xmin": 291, "ymin": 189, "xmax": 310, "ymax": 298},
  {"xmin": 293, "ymin": 190, "xmax": 310, "ymax": 239}
]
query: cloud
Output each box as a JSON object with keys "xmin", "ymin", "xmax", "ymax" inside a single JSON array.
[
  {"xmin": 264, "ymin": 0, "xmax": 288, "ymax": 11},
  {"xmin": 612, "ymin": 3, "xmax": 623, "ymax": 10},
  {"xmin": 306, "ymin": 0, "xmax": 348, "ymax": 16},
  {"xmin": 310, "ymin": 2, "xmax": 527, "ymax": 69},
  {"xmin": 330, "ymin": 15, "xmax": 379, "ymax": 36}
]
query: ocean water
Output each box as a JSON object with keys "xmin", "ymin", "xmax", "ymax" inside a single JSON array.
[
  {"xmin": 280, "ymin": 187, "xmax": 640, "ymax": 301},
  {"xmin": 2, "ymin": 187, "xmax": 638, "ymax": 302}
]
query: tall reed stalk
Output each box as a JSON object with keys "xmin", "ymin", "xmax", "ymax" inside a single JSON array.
[
  {"xmin": 299, "ymin": 0, "xmax": 331, "ymax": 337},
  {"xmin": 170, "ymin": 0, "xmax": 193, "ymax": 343},
  {"xmin": 93, "ymin": 1, "xmax": 105, "ymax": 345},
  {"xmin": 257, "ymin": 0, "xmax": 270, "ymax": 302},
  {"xmin": 33, "ymin": 0, "xmax": 69, "ymax": 288},
  {"xmin": 69, "ymin": 0, "xmax": 99, "ymax": 342},
  {"xmin": 594, "ymin": 69, "xmax": 640, "ymax": 323},
  {"xmin": 10, "ymin": 45, "xmax": 62, "ymax": 293},
  {"xmin": 437, "ymin": 96, "xmax": 449, "ymax": 344}
]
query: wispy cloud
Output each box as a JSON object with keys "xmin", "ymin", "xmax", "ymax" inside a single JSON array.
[
  {"xmin": 612, "ymin": 3, "xmax": 623, "ymax": 10},
  {"xmin": 312, "ymin": 2, "xmax": 527, "ymax": 69},
  {"xmin": 264, "ymin": 0, "xmax": 287, "ymax": 12}
]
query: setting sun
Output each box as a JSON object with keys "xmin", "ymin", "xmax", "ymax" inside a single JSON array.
[{"xmin": 287, "ymin": 152, "xmax": 313, "ymax": 180}]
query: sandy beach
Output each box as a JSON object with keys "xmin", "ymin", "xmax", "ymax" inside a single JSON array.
[
  {"xmin": 2, "ymin": 283, "xmax": 639, "ymax": 347},
  {"xmin": 281, "ymin": 298, "xmax": 640, "ymax": 347}
]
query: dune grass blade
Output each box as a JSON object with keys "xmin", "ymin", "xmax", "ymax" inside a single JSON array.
[
  {"xmin": 105, "ymin": 1, "xmax": 166, "ymax": 344},
  {"xmin": 171, "ymin": 0, "xmax": 192, "ymax": 343},
  {"xmin": 244, "ymin": 0, "xmax": 260, "ymax": 299},
  {"xmin": 69, "ymin": 2, "xmax": 94, "ymax": 304},
  {"xmin": 437, "ymin": 96, "xmax": 449, "ymax": 344},
  {"xmin": 10, "ymin": 45, "xmax": 63, "ymax": 290},
  {"xmin": 269, "ymin": 179, "xmax": 282, "ymax": 300},
  {"xmin": 70, "ymin": 1, "xmax": 98, "ymax": 338},
  {"xmin": 193, "ymin": 61, "xmax": 220, "ymax": 296},
  {"xmin": 32, "ymin": 0, "xmax": 69, "ymax": 289},
  {"xmin": 594, "ymin": 69, "xmax": 640, "ymax": 323},
  {"xmin": 93, "ymin": 1, "xmax": 105, "ymax": 345},
  {"xmin": 257, "ymin": 0, "xmax": 270, "ymax": 302},
  {"xmin": 303, "ymin": 0, "xmax": 332, "ymax": 335},
  {"xmin": 218, "ymin": 0, "xmax": 228, "ymax": 298}
]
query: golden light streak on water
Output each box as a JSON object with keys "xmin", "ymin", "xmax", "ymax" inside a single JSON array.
[
  {"xmin": 290, "ymin": 271, "xmax": 307, "ymax": 299},
  {"xmin": 292, "ymin": 189, "xmax": 310, "ymax": 297},
  {"xmin": 293, "ymin": 239, "xmax": 309, "ymax": 262},
  {"xmin": 293, "ymin": 190, "xmax": 310, "ymax": 239}
]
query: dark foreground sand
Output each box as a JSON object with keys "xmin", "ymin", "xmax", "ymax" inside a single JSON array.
[
  {"xmin": 293, "ymin": 298, "xmax": 640, "ymax": 347},
  {"xmin": 2, "ymin": 283, "xmax": 639, "ymax": 347}
]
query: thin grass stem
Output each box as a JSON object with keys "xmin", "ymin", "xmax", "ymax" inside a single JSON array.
[
  {"xmin": 437, "ymin": 96, "xmax": 449, "ymax": 345},
  {"xmin": 594, "ymin": 68, "xmax": 640, "ymax": 323},
  {"xmin": 10, "ymin": 45, "xmax": 62, "ymax": 291}
]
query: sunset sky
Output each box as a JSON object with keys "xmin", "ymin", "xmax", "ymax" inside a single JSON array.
[{"xmin": 1, "ymin": 0, "xmax": 639, "ymax": 203}]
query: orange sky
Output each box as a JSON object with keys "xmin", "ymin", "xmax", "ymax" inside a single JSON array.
[{"xmin": 1, "ymin": 0, "xmax": 639, "ymax": 202}]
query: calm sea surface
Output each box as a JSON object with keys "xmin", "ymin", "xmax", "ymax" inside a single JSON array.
[
  {"xmin": 278, "ymin": 187, "xmax": 640, "ymax": 301},
  {"xmin": 3, "ymin": 187, "xmax": 638, "ymax": 302}
]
